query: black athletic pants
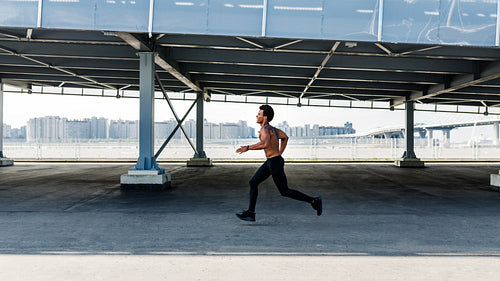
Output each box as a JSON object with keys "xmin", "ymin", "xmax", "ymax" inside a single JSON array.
[{"xmin": 248, "ymin": 155, "xmax": 313, "ymax": 212}]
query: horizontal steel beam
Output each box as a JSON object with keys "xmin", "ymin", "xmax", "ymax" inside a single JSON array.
[
  {"xmin": 184, "ymin": 63, "xmax": 444, "ymax": 84},
  {"xmin": 171, "ymin": 48, "xmax": 476, "ymax": 74},
  {"xmin": 116, "ymin": 32, "xmax": 201, "ymax": 92},
  {"xmin": 411, "ymin": 61, "xmax": 500, "ymax": 102},
  {"xmin": 193, "ymin": 73, "xmax": 423, "ymax": 92}
]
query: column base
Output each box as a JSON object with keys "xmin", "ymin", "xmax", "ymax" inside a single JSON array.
[
  {"xmin": 490, "ymin": 171, "xmax": 500, "ymax": 191},
  {"xmin": 187, "ymin": 157, "xmax": 213, "ymax": 167},
  {"xmin": 120, "ymin": 170, "xmax": 171, "ymax": 191},
  {"xmin": 0, "ymin": 157, "xmax": 13, "ymax": 166},
  {"xmin": 394, "ymin": 158, "xmax": 425, "ymax": 168}
]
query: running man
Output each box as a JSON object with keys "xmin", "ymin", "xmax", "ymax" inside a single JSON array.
[{"xmin": 235, "ymin": 105, "xmax": 322, "ymax": 221}]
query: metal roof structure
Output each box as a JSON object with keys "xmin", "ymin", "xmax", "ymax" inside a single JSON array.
[{"xmin": 1, "ymin": 0, "xmax": 500, "ymax": 113}]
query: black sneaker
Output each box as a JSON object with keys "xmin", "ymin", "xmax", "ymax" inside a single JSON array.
[
  {"xmin": 312, "ymin": 196, "xmax": 322, "ymax": 216},
  {"xmin": 236, "ymin": 210, "xmax": 255, "ymax": 221}
]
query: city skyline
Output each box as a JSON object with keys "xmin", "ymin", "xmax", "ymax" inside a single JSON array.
[
  {"xmin": 3, "ymin": 115, "xmax": 356, "ymax": 142},
  {"xmin": 3, "ymin": 91, "xmax": 500, "ymax": 143}
]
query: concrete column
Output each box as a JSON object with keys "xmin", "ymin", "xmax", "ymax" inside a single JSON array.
[
  {"xmin": 395, "ymin": 101, "xmax": 424, "ymax": 167},
  {"xmin": 493, "ymin": 122, "xmax": 499, "ymax": 146},
  {"xmin": 0, "ymin": 83, "xmax": 13, "ymax": 166},
  {"xmin": 442, "ymin": 129, "xmax": 451, "ymax": 148},
  {"xmin": 187, "ymin": 92, "xmax": 212, "ymax": 167},
  {"xmin": 121, "ymin": 52, "xmax": 170, "ymax": 190},
  {"xmin": 427, "ymin": 129, "xmax": 433, "ymax": 148}
]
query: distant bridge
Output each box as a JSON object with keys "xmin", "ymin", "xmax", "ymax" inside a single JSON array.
[{"xmin": 330, "ymin": 118, "xmax": 500, "ymax": 147}]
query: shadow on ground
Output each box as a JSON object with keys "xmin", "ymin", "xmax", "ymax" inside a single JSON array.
[{"xmin": 1, "ymin": 163, "xmax": 500, "ymax": 256}]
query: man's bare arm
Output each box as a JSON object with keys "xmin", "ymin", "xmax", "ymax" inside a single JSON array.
[
  {"xmin": 277, "ymin": 129, "xmax": 288, "ymax": 155},
  {"xmin": 236, "ymin": 128, "xmax": 271, "ymax": 154}
]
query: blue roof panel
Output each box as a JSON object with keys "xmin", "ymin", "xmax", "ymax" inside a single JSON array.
[{"xmin": 1, "ymin": 0, "xmax": 498, "ymax": 47}]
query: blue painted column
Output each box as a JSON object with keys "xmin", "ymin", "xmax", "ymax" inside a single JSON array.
[
  {"xmin": 134, "ymin": 52, "xmax": 161, "ymax": 172},
  {"xmin": 195, "ymin": 92, "xmax": 206, "ymax": 158},
  {"xmin": 187, "ymin": 92, "xmax": 212, "ymax": 166},
  {"xmin": 402, "ymin": 101, "xmax": 417, "ymax": 158},
  {"xmin": 395, "ymin": 100, "xmax": 423, "ymax": 167}
]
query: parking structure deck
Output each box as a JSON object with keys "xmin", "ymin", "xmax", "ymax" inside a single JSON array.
[{"xmin": 1, "ymin": 162, "xmax": 500, "ymax": 280}]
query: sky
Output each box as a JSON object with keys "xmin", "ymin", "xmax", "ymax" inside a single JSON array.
[
  {"xmin": 2, "ymin": 90, "xmax": 499, "ymax": 143},
  {"xmin": 2, "ymin": 91, "xmax": 404, "ymax": 131}
]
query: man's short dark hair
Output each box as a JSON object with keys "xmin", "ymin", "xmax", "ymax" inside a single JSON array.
[{"xmin": 259, "ymin": 104, "xmax": 274, "ymax": 122}]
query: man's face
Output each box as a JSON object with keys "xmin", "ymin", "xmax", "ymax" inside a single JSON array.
[{"xmin": 256, "ymin": 109, "xmax": 266, "ymax": 124}]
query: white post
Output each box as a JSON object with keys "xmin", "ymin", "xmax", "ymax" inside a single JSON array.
[
  {"xmin": 0, "ymin": 82, "xmax": 13, "ymax": 166},
  {"xmin": 493, "ymin": 122, "xmax": 499, "ymax": 146},
  {"xmin": 427, "ymin": 129, "xmax": 433, "ymax": 148}
]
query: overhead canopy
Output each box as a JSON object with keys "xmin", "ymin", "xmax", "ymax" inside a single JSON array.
[
  {"xmin": 1, "ymin": 28, "xmax": 500, "ymax": 111},
  {"xmin": 1, "ymin": 0, "xmax": 500, "ymax": 112}
]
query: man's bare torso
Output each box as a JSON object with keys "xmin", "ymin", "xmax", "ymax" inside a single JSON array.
[{"xmin": 260, "ymin": 125, "xmax": 281, "ymax": 159}]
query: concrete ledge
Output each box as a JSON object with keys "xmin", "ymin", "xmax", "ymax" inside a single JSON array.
[
  {"xmin": 187, "ymin": 158, "xmax": 213, "ymax": 167},
  {"xmin": 490, "ymin": 172, "xmax": 500, "ymax": 191},
  {"xmin": 0, "ymin": 158, "xmax": 13, "ymax": 166},
  {"xmin": 127, "ymin": 169, "xmax": 160, "ymax": 176},
  {"xmin": 394, "ymin": 158, "xmax": 425, "ymax": 168},
  {"xmin": 120, "ymin": 172, "xmax": 171, "ymax": 191}
]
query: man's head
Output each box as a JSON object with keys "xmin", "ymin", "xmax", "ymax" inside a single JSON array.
[{"xmin": 257, "ymin": 104, "xmax": 274, "ymax": 124}]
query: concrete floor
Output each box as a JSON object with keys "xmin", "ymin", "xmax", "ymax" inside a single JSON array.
[{"xmin": 1, "ymin": 162, "xmax": 500, "ymax": 280}]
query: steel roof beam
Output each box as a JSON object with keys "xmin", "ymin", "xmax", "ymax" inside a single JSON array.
[
  {"xmin": 300, "ymin": 42, "xmax": 340, "ymax": 99},
  {"xmin": 171, "ymin": 49, "xmax": 475, "ymax": 74},
  {"xmin": 184, "ymin": 63, "xmax": 444, "ymax": 84},
  {"xmin": 0, "ymin": 44, "xmax": 115, "ymax": 89},
  {"xmin": 205, "ymin": 83, "xmax": 407, "ymax": 97},
  {"xmin": 0, "ymin": 40, "xmax": 138, "ymax": 59},
  {"xmin": 409, "ymin": 61, "xmax": 500, "ymax": 103},
  {"xmin": 193, "ymin": 73, "xmax": 424, "ymax": 92},
  {"xmin": 116, "ymin": 32, "xmax": 201, "ymax": 92}
]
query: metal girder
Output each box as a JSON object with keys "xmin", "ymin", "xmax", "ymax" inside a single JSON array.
[
  {"xmin": 0, "ymin": 44, "xmax": 115, "ymax": 89},
  {"xmin": 429, "ymin": 93, "xmax": 500, "ymax": 102},
  {"xmin": 453, "ymin": 86, "xmax": 500, "ymax": 94},
  {"xmin": 0, "ymin": 73, "xmax": 188, "ymax": 90},
  {"xmin": 374, "ymin": 43, "xmax": 393, "ymax": 55},
  {"xmin": 154, "ymin": 94, "xmax": 201, "ymax": 159},
  {"xmin": 171, "ymin": 48, "xmax": 475, "ymax": 74},
  {"xmin": 115, "ymin": 32, "xmax": 202, "ymax": 92},
  {"xmin": 184, "ymin": 63, "xmax": 444, "ymax": 84},
  {"xmin": 0, "ymin": 40, "xmax": 138, "ymax": 60},
  {"xmin": 193, "ymin": 73, "xmax": 423, "ymax": 92},
  {"xmin": 0, "ymin": 54, "xmax": 139, "ymax": 71},
  {"xmin": 156, "ymin": 34, "xmax": 500, "ymax": 61},
  {"xmin": 410, "ymin": 61, "xmax": 500, "ymax": 103},
  {"xmin": 154, "ymin": 72, "xmax": 197, "ymax": 154},
  {"xmin": 300, "ymin": 42, "xmax": 340, "ymax": 99},
  {"xmin": 205, "ymin": 83, "xmax": 406, "ymax": 98},
  {"xmin": 236, "ymin": 37, "xmax": 265, "ymax": 49}
]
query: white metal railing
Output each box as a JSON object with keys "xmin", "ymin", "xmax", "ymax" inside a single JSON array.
[{"xmin": 3, "ymin": 138, "xmax": 500, "ymax": 161}]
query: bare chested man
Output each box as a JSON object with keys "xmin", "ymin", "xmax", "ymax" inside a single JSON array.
[{"xmin": 235, "ymin": 105, "xmax": 322, "ymax": 221}]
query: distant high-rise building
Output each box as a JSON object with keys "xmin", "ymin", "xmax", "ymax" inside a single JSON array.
[
  {"xmin": 22, "ymin": 116, "xmax": 257, "ymax": 142},
  {"xmin": 155, "ymin": 119, "xmax": 181, "ymax": 140},
  {"xmin": 109, "ymin": 119, "xmax": 138, "ymax": 139},
  {"xmin": 90, "ymin": 117, "xmax": 108, "ymax": 139},
  {"xmin": 3, "ymin": 123, "xmax": 11, "ymax": 138},
  {"xmin": 66, "ymin": 119, "xmax": 91, "ymax": 140},
  {"xmin": 27, "ymin": 116, "xmax": 65, "ymax": 142}
]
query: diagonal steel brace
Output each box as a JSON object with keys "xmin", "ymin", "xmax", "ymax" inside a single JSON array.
[
  {"xmin": 155, "ymin": 94, "xmax": 201, "ymax": 159},
  {"xmin": 155, "ymin": 72, "xmax": 197, "ymax": 154}
]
